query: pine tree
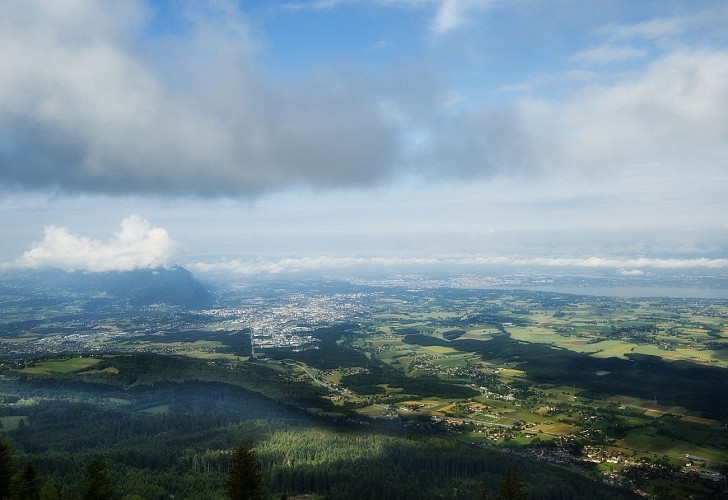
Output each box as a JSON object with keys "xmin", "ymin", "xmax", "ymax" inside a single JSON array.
[
  {"xmin": 497, "ymin": 469, "xmax": 528, "ymax": 500},
  {"xmin": 11, "ymin": 461, "xmax": 41, "ymax": 500},
  {"xmin": 476, "ymin": 481, "xmax": 492, "ymax": 499},
  {"xmin": 227, "ymin": 445, "xmax": 263, "ymax": 500},
  {"xmin": 39, "ymin": 479, "xmax": 60, "ymax": 500},
  {"xmin": 81, "ymin": 455, "xmax": 115, "ymax": 500},
  {"xmin": 0, "ymin": 438, "xmax": 14, "ymax": 500}
]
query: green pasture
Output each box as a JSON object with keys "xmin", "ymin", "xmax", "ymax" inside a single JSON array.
[
  {"xmin": 458, "ymin": 431, "xmax": 492, "ymax": 444},
  {"xmin": 17, "ymin": 357, "xmax": 100, "ymax": 374},
  {"xmin": 369, "ymin": 336, "xmax": 401, "ymax": 346},
  {"xmin": 322, "ymin": 370, "xmax": 343, "ymax": 384},
  {"xmin": 432, "ymin": 355, "xmax": 474, "ymax": 368},
  {"xmin": 473, "ymin": 397, "xmax": 517, "ymax": 411},
  {"xmin": 356, "ymin": 404, "xmax": 386, "ymax": 417},
  {"xmin": 375, "ymin": 325, "xmax": 394, "ymax": 335},
  {"xmin": 459, "ymin": 328, "xmax": 498, "ymax": 341},
  {"xmin": 588, "ymin": 340, "xmax": 639, "ymax": 359},
  {"xmin": 135, "ymin": 340, "xmax": 224, "ymax": 349},
  {"xmin": 680, "ymin": 415, "xmax": 721, "ymax": 427},
  {"xmin": 0, "ymin": 337, "xmax": 35, "ymax": 344},
  {"xmin": 497, "ymin": 368, "xmax": 527, "ymax": 379},
  {"xmin": 507, "ymin": 326, "xmax": 567, "ymax": 345},
  {"xmin": 108, "ymin": 397, "xmax": 131, "ymax": 405},
  {"xmin": 139, "ymin": 404, "xmax": 171, "ymax": 415},
  {"xmin": 499, "ymin": 435, "xmax": 534, "ymax": 446},
  {"xmin": 521, "ymin": 412, "xmax": 551, "ymax": 424},
  {"xmin": 0, "ymin": 416, "xmax": 28, "ymax": 430},
  {"xmin": 618, "ymin": 429, "xmax": 728, "ymax": 462},
  {"xmin": 179, "ymin": 351, "xmax": 240, "ymax": 360},
  {"xmin": 79, "ymin": 366, "xmax": 120, "ymax": 375},
  {"xmin": 421, "ymin": 345, "xmax": 460, "ymax": 355},
  {"xmin": 427, "ymin": 401, "xmax": 452, "ymax": 412},
  {"xmin": 472, "ymin": 414, "xmax": 500, "ymax": 423},
  {"xmin": 375, "ymin": 348, "xmax": 414, "ymax": 363}
]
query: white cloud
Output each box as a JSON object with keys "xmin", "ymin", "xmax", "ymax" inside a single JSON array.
[
  {"xmin": 572, "ymin": 44, "xmax": 647, "ymax": 65},
  {"xmin": 541, "ymin": 49, "xmax": 728, "ymax": 174},
  {"xmin": 1, "ymin": 0, "xmax": 727, "ymax": 210},
  {"xmin": 285, "ymin": 0, "xmax": 434, "ymax": 9},
  {"xmin": 467, "ymin": 256, "xmax": 728, "ymax": 269},
  {"xmin": 620, "ymin": 269, "xmax": 645, "ymax": 276},
  {"xmin": 190, "ymin": 254, "xmax": 728, "ymax": 276},
  {"xmin": 284, "ymin": 0, "xmax": 499, "ymax": 34},
  {"xmin": 600, "ymin": 17, "xmax": 685, "ymax": 42},
  {"xmin": 190, "ymin": 256, "xmax": 440, "ymax": 276},
  {"xmin": 0, "ymin": 0, "xmax": 402, "ymax": 195},
  {"xmin": 431, "ymin": 0, "xmax": 495, "ymax": 34},
  {"xmin": 18, "ymin": 215, "xmax": 178, "ymax": 272},
  {"xmin": 599, "ymin": 5, "xmax": 728, "ymax": 44}
]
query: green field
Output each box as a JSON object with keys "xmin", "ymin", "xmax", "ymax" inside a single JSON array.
[
  {"xmin": 618, "ymin": 429, "xmax": 727, "ymax": 462},
  {"xmin": 17, "ymin": 357, "xmax": 100, "ymax": 374},
  {"xmin": 0, "ymin": 283, "xmax": 726, "ymax": 498},
  {"xmin": 0, "ymin": 416, "xmax": 28, "ymax": 430}
]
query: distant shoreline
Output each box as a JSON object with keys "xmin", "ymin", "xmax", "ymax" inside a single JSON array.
[{"xmin": 516, "ymin": 285, "xmax": 728, "ymax": 299}]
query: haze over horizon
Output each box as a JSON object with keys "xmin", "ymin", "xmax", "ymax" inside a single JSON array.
[{"xmin": 1, "ymin": 0, "xmax": 727, "ymax": 275}]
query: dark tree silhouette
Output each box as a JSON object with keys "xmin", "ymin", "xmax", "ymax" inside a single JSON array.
[
  {"xmin": 11, "ymin": 461, "xmax": 41, "ymax": 500},
  {"xmin": 227, "ymin": 445, "xmax": 263, "ymax": 500},
  {"xmin": 38, "ymin": 479, "xmax": 60, "ymax": 500},
  {"xmin": 0, "ymin": 438, "xmax": 14, "ymax": 500},
  {"xmin": 497, "ymin": 469, "xmax": 528, "ymax": 500},
  {"xmin": 81, "ymin": 455, "xmax": 115, "ymax": 500},
  {"xmin": 476, "ymin": 481, "xmax": 492, "ymax": 499}
]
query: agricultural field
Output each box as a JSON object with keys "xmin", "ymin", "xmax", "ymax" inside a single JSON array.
[
  {"xmin": 16, "ymin": 357, "xmax": 101, "ymax": 374},
  {"xmin": 1, "ymin": 279, "xmax": 726, "ymax": 497},
  {"xmin": 256, "ymin": 286, "xmax": 728, "ymax": 497}
]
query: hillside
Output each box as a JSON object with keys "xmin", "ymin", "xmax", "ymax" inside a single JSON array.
[{"xmin": 0, "ymin": 266, "xmax": 213, "ymax": 308}]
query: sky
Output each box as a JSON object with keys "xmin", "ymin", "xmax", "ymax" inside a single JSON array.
[{"xmin": 1, "ymin": 0, "xmax": 727, "ymax": 276}]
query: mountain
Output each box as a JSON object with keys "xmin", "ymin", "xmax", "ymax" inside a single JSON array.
[
  {"xmin": 88, "ymin": 266, "xmax": 214, "ymax": 308},
  {"xmin": 0, "ymin": 266, "xmax": 214, "ymax": 308}
]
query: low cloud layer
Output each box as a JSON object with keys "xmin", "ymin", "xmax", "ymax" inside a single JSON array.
[
  {"xmin": 0, "ymin": 1, "xmax": 726, "ymax": 198},
  {"xmin": 18, "ymin": 215, "xmax": 178, "ymax": 272},
  {"xmin": 190, "ymin": 255, "xmax": 728, "ymax": 277}
]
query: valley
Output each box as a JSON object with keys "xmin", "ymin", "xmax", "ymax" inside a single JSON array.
[{"xmin": 0, "ymin": 272, "xmax": 726, "ymax": 498}]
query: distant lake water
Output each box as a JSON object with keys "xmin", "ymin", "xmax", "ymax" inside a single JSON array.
[{"xmin": 516, "ymin": 286, "xmax": 728, "ymax": 300}]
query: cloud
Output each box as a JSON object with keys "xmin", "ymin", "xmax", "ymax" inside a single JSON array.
[
  {"xmin": 620, "ymin": 269, "xmax": 645, "ymax": 276},
  {"xmin": 190, "ymin": 254, "xmax": 728, "ymax": 276},
  {"xmin": 0, "ymin": 0, "xmax": 529, "ymax": 197},
  {"xmin": 555, "ymin": 49, "xmax": 728, "ymax": 171},
  {"xmin": 285, "ymin": 0, "xmax": 434, "ymax": 10},
  {"xmin": 571, "ymin": 44, "xmax": 647, "ymax": 65},
  {"xmin": 431, "ymin": 0, "xmax": 496, "ymax": 34},
  {"xmin": 599, "ymin": 5, "xmax": 728, "ymax": 44},
  {"xmin": 600, "ymin": 17, "xmax": 686, "ymax": 42},
  {"xmin": 422, "ymin": 103, "xmax": 537, "ymax": 177},
  {"xmin": 191, "ymin": 256, "xmax": 439, "ymax": 276},
  {"xmin": 0, "ymin": 0, "xmax": 727, "ymax": 201},
  {"xmin": 405, "ymin": 41, "xmax": 728, "ymax": 181},
  {"xmin": 18, "ymin": 215, "xmax": 178, "ymax": 272},
  {"xmin": 0, "ymin": 0, "xmax": 402, "ymax": 196},
  {"xmin": 283, "ymin": 0, "xmax": 500, "ymax": 34}
]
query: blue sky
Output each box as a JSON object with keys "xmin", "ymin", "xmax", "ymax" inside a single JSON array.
[{"xmin": 0, "ymin": 0, "xmax": 727, "ymax": 276}]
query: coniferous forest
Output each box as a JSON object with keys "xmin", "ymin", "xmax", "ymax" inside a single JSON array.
[{"xmin": 0, "ymin": 353, "xmax": 637, "ymax": 500}]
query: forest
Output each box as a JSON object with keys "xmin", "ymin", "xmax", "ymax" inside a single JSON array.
[{"xmin": 0, "ymin": 353, "xmax": 637, "ymax": 499}]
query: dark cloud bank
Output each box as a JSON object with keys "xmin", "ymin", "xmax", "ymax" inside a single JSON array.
[
  {"xmin": 0, "ymin": 0, "xmax": 516, "ymax": 197},
  {"xmin": 1, "ymin": 1, "xmax": 727, "ymax": 198}
]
